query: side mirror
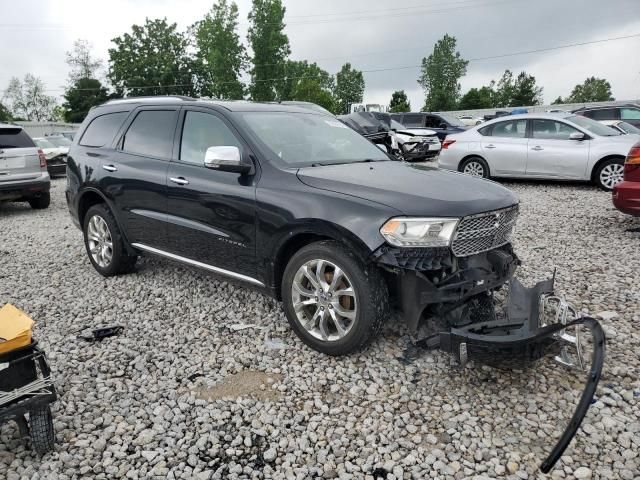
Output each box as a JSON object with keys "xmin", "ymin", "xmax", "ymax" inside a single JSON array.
[
  {"xmin": 204, "ymin": 146, "xmax": 251, "ymax": 174},
  {"xmin": 569, "ymin": 132, "xmax": 586, "ymax": 141}
]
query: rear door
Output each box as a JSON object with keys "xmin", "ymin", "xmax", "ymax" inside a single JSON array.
[
  {"xmin": 102, "ymin": 107, "xmax": 179, "ymax": 249},
  {"xmin": 0, "ymin": 128, "xmax": 41, "ymax": 183},
  {"xmin": 527, "ymin": 119, "xmax": 589, "ymax": 179},
  {"xmin": 479, "ymin": 119, "xmax": 528, "ymax": 175}
]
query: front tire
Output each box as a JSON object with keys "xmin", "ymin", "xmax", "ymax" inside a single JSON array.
[
  {"xmin": 594, "ymin": 158, "xmax": 624, "ymax": 191},
  {"xmin": 460, "ymin": 156, "xmax": 490, "ymax": 179},
  {"xmin": 83, "ymin": 204, "xmax": 137, "ymax": 277},
  {"xmin": 28, "ymin": 193, "xmax": 50, "ymax": 210},
  {"xmin": 282, "ymin": 241, "xmax": 389, "ymax": 356}
]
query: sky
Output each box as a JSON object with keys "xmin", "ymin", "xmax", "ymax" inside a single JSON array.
[{"xmin": 1, "ymin": 0, "xmax": 639, "ymax": 110}]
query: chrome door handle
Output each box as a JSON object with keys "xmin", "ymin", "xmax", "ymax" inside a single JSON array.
[
  {"xmin": 531, "ymin": 146, "xmax": 544, "ymax": 151},
  {"xmin": 485, "ymin": 144, "xmax": 496, "ymax": 149},
  {"xmin": 102, "ymin": 165, "xmax": 117, "ymax": 172},
  {"xmin": 170, "ymin": 177, "xmax": 189, "ymax": 185}
]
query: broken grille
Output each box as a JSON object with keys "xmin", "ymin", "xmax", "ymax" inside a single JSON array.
[{"xmin": 451, "ymin": 205, "xmax": 519, "ymax": 257}]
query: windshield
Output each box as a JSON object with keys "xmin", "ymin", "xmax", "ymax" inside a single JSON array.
[
  {"xmin": 437, "ymin": 113, "xmax": 466, "ymax": 127},
  {"xmin": 34, "ymin": 138, "xmax": 56, "ymax": 148},
  {"xmin": 47, "ymin": 136, "xmax": 72, "ymax": 147},
  {"xmin": 241, "ymin": 112, "xmax": 389, "ymax": 167},
  {"xmin": 567, "ymin": 115, "xmax": 621, "ymax": 136},
  {"xmin": 391, "ymin": 119, "xmax": 406, "ymax": 130},
  {"xmin": 618, "ymin": 121, "xmax": 640, "ymax": 135}
]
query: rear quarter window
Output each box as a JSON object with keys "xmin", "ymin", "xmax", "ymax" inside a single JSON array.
[
  {"xmin": 0, "ymin": 129, "xmax": 36, "ymax": 148},
  {"xmin": 79, "ymin": 112, "xmax": 128, "ymax": 148}
]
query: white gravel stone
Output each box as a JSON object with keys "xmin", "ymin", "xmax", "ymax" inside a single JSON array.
[{"xmin": 0, "ymin": 178, "xmax": 638, "ymax": 479}]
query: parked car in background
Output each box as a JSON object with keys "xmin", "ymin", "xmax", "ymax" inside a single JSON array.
[
  {"xmin": 438, "ymin": 113, "xmax": 637, "ymax": 190},
  {"xmin": 458, "ymin": 115, "xmax": 484, "ymax": 126},
  {"xmin": 390, "ymin": 119, "xmax": 441, "ymax": 161},
  {"xmin": 573, "ymin": 103, "xmax": 640, "ymax": 128},
  {"xmin": 33, "ymin": 137, "xmax": 68, "ymax": 177},
  {"xmin": 600, "ymin": 120, "xmax": 640, "ymax": 136},
  {"xmin": 613, "ymin": 141, "xmax": 640, "ymax": 216},
  {"xmin": 483, "ymin": 110, "xmax": 511, "ymax": 121},
  {"xmin": 390, "ymin": 112, "xmax": 467, "ymax": 141},
  {"xmin": 66, "ymin": 97, "xmax": 521, "ymax": 355},
  {"xmin": 45, "ymin": 135, "xmax": 73, "ymax": 153},
  {"xmin": 0, "ymin": 124, "xmax": 50, "ymax": 209},
  {"xmin": 47, "ymin": 131, "xmax": 76, "ymax": 141}
]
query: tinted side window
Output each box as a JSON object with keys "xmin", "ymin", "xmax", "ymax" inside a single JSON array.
[
  {"xmin": 583, "ymin": 108, "xmax": 617, "ymax": 121},
  {"xmin": 0, "ymin": 129, "xmax": 35, "ymax": 148},
  {"xmin": 79, "ymin": 112, "xmax": 128, "ymax": 148},
  {"xmin": 403, "ymin": 114, "xmax": 423, "ymax": 127},
  {"xmin": 491, "ymin": 120, "xmax": 527, "ymax": 138},
  {"xmin": 122, "ymin": 110, "xmax": 177, "ymax": 159},
  {"xmin": 424, "ymin": 115, "xmax": 441, "ymax": 128},
  {"xmin": 180, "ymin": 111, "xmax": 241, "ymax": 165},
  {"xmin": 531, "ymin": 119, "xmax": 578, "ymax": 140},
  {"xmin": 621, "ymin": 107, "xmax": 640, "ymax": 120},
  {"xmin": 478, "ymin": 125, "xmax": 492, "ymax": 136}
]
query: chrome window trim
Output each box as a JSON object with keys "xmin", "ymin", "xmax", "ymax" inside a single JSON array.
[{"xmin": 131, "ymin": 243, "xmax": 265, "ymax": 287}]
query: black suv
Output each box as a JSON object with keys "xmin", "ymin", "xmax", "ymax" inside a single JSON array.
[
  {"xmin": 67, "ymin": 97, "xmax": 519, "ymax": 355},
  {"xmin": 572, "ymin": 103, "xmax": 640, "ymax": 128},
  {"xmin": 390, "ymin": 112, "xmax": 468, "ymax": 141}
]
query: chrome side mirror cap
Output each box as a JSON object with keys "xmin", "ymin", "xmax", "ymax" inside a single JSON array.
[
  {"xmin": 569, "ymin": 132, "xmax": 586, "ymax": 141},
  {"xmin": 204, "ymin": 146, "xmax": 251, "ymax": 174}
]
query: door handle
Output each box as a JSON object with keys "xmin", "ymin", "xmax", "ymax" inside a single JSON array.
[
  {"xmin": 170, "ymin": 177, "xmax": 189, "ymax": 186},
  {"xmin": 531, "ymin": 146, "xmax": 544, "ymax": 151},
  {"xmin": 102, "ymin": 165, "xmax": 117, "ymax": 172},
  {"xmin": 485, "ymin": 144, "xmax": 496, "ymax": 149}
]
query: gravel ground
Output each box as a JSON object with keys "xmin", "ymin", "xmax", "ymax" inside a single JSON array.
[{"xmin": 0, "ymin": 177, "xmax": 639, "ymax": 480}]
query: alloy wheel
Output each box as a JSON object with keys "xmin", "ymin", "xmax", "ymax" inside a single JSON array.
[
  {"xmin": 463, "ymin": 161, "xmax": 485, "ymax": 177},
  {"xmin": 291, "ymin": 259, "xmax": 357, "ymax": 342},
  {"xmin": 599, "ymin": 163, "xmax": 624, "ymax": 190},
  {"xmin": 87, "ymin": 215, "xmax": 113, "ymax": 268}
]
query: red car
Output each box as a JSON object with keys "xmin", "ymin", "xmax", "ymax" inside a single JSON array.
[{"xmin": 613, "ymin": 141, "xmax": 640, "ymax": 216}]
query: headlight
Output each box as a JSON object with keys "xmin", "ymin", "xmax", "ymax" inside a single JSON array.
[{"xmin": 380, "ymin": 217, "xmax": 459, "ymax": 247}]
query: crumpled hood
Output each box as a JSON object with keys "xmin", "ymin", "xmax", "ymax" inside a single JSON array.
[{"xmin": 297, "ymin": 161, "xmax": 518, "ymax": 217}]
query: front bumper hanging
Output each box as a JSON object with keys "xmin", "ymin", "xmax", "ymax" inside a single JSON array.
[{"xmin": 425, "ymin": 276, "xmax": 606, "ymax": 474}]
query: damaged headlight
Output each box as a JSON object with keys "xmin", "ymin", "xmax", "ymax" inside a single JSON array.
[{"xmin": 380, "ymin": 217, "xmax": 459, "ymax": 247}]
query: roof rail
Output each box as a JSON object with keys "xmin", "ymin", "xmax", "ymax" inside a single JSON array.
[{"xmin": 105, "ymin": 95, "xmax": 196, "ymax": 105}]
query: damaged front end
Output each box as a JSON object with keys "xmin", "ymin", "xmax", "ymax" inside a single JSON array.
[{"xmin": 373, "ymin": 244, "xmax": 605, "ymax": 473}]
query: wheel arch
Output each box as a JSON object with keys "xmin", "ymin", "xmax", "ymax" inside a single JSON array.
[
  {"xmin": 77, "ymin": 188, "xmax": 134, "ymax": 254},
  {"xmin": 590, "ymin": 154, "xmax": 626, "ymax": 182},
  {"xmin": 270, "ymin": 223, "xmax": 374, "ymax": 300},
  {"xmin": 458, "ymin": 154, "xmax": 488, "ymax": 172}
]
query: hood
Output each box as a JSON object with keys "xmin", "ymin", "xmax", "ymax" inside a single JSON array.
[
  {"xmin": 297, "ymin": 161, "xmax": 518, "ymax": 217},
  {"xmin": 397, "ymin": 128, "xmax": 438, "ymax": 137}
]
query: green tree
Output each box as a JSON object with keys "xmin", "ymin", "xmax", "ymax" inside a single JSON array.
[
  {"xmin": 551, "ymin": 96, "xmax": 565, "ymax": 105},
  {"xmin": 418, "ymin": 34, "xmax": 468, "ymax": 111},
  {"xmin": 458, "ymin": 86, "xmax": 495, "ymax": 109},
  {"xmin": 566, "ymin": 77, "xmax": 614, "ymax": 103},
  {"xmin": 108, "ymin": 18, "xmax": 195, "ymax": 97},
  {"xmin": 2, "ymin": 74, "xmax": 57, "ymax": 121},
  {"xmin": 0, "ymin": 102, "xmax": 12, "ymax": 122},
  {"xmin": 494, "ymin": 69, "xmax": 542, "ymax": 107},
  {"xmin": 63, "ymin": 78, "xmax": 110, "ymax": 123},
  {"xmin": 248, "ymin": 0, "xmax": 290, "ymax": 101},
  {"xmin": 334, "ymin": 63, "xmax": 365, "ymax": 114},
  {"xmin": 194, "ymin": 0, "xmax": 247, "ymax": 99},
  {"xmin": 278, "ymin": 60, "xmax": 335, "ymax": 111},
  {"xmin": 66, "ymin": 39, "xmax": 104, "ymax": 83},
  {"xmin": 389, "ymin": 90, "xmax": 411, "ymax": 113}
]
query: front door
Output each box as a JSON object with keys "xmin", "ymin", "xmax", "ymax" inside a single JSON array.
[
  {"xmin": 526, "ymin": 119, "xmax": 589, "ymax": 179},
  {"xmin": 101, "ymin": 107, "xmax": 178, "ymax": 249},
  {"xmin": 480, "ymin": 119, "xmax": 528, "ymax": 176},
  {"xmin": 165, "ymin": 108, "xmax": 258, "ymax": 280}
]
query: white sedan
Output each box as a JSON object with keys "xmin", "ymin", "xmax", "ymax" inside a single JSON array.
[
  {"xmin": 458, "ymin": 115, "xmax": 484, "ymax": 126},
  {"xmin": 438, "ymin": 113, "xmax": 638, "ymax": 190}
]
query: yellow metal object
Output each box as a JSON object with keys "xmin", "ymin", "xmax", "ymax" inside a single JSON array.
[{"xmin": 0, "ymin": 304, "xmax": 34, "ymax": 354}]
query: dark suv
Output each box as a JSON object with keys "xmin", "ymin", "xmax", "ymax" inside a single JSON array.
[
  {"xmin": 390, "ymin": 112, "xmax": 468, "ymax": 141},
  {"xmin": 573, "ymin": 103, "xmax": 640, "ymax": 128},
  {"xmin": 66, "ymin": 97, "xmax": 519, "ymax": 355}
]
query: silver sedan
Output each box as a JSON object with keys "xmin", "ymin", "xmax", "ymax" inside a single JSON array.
[{"xmin": 438, "ymin": 113, "xmax": 639, "ymax": 190}]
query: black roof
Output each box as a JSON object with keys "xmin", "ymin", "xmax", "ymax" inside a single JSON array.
[{"xmin": 573, "ymin": 103, "xmax": 639, "ymax": 112}]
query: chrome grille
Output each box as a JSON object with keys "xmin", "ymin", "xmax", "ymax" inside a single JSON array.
[{"xmin": 451, "ymin": 205, "xmax": 518, "ymax": 257}]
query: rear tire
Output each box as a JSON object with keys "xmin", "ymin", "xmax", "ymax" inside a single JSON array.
[
  {"xmin": 282, "ymin": 240, "xmax": 389, "ymax": 356},
  {"xmin": 83, "ymin": 204, "xmax": 137, "ymax": 277},
  {"xmin": 460, "ymin": 156, "xmax": 490, "ymax": 179},
  {"xmin": 29, "ymin": 406, "xmax": 55, "ymax": 456},
  {"xmin": 28, "ymin": 193, "xmax": 50, "ymax": 210},
  {"xmin": 594, "ymin": 158, "xmax": 624, "ymax": 191}
]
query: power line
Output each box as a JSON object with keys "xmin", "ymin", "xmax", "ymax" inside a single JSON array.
[{"xmin": 2, "ymin": 32, "xmax": 638, "ymax": 94}]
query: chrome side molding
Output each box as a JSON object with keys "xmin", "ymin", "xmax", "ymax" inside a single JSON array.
[{"xmin": 131, "ymin": 243, "xmax": 265, "ymax": 287}]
